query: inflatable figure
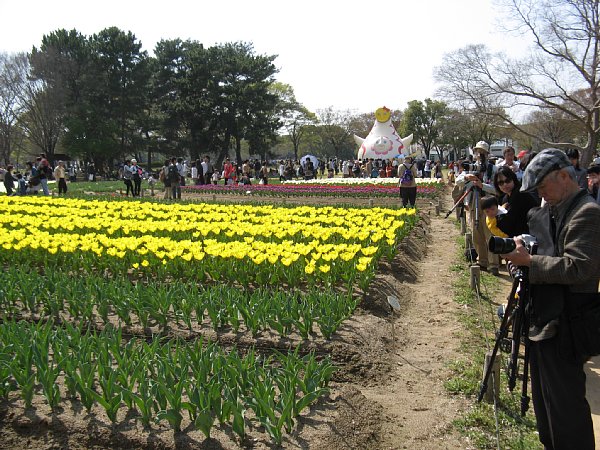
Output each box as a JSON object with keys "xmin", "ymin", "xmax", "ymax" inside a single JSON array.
[{"xmin": 354, "ymin": 106, "xmax": 413, "ymax": 160}]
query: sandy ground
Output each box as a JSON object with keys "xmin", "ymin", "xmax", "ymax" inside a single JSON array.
[{"xmin": 587, "ymin": 358, "xmax": 600, "ymax": 441}]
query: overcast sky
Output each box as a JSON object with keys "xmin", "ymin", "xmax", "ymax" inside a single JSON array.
[{"xmin": 0, "ymin": 0, "xmax": 528, "ymax": 115}]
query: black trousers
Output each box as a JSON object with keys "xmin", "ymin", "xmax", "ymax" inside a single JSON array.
[
  {"xmin": 58, "ymin": 178, "xmax": 67, "ymax": 194},
  {"xmin": 529, "ymin": 337, "xmax": 594, "ymax": 449},
  {"xmin": 124, "ymin": 179, "xmax": 133, "ymax": 196},
  {"xmin": 400, "ymin": 186, "xmax": 417, "ymax": 207}
]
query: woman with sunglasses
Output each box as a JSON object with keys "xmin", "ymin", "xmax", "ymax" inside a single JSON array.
[{"xmin": 493, "ymin": 166, "xmax": 540, "ymax": 237}]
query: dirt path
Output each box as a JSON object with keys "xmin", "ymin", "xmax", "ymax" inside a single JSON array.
[{"xmin": 357, "ymin": 197, "xmax": 469, "ymax": 449}]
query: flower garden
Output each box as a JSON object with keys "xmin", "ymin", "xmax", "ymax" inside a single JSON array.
[
  {"xmin": 183, "ymin": 177, "xmax": 444, "ymax": 198},
  {"xmin": 0, "ymin": 194, "xmax": 419, "ymax": 445}
]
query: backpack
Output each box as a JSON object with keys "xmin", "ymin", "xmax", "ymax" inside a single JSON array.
[
  {"xmin": 167, "ymin": 165, "xmax": 180, "ymax": 183},
  {"xmin": 400, "ymin": 164, "xmax": 414, "ymax": 185}
]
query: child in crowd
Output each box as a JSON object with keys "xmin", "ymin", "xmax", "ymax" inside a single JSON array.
[
  {"xmin": 16, "ymin": 174, "xmax": 27, "ymax": 195},
  {"xmin": 481, "ymin": 196, "xmax": 508, "ymax": 238}
]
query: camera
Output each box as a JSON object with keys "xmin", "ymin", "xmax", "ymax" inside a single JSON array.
[{"xmin": 488, "ymin": 234, "xmax": 537, "ymax": 255}]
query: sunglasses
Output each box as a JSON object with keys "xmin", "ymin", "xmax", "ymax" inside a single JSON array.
[{"xmin": 497, "ymin": 178, "xmax": 513, "ymax": 186}]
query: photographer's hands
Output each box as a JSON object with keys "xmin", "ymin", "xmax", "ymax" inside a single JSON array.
[
  {"xmin": 501, "ymin": 237, "xmax": 533, "ymax": 267},
  {"xmin": 465, "ymin": 174, "xmax": 483, "ymax": 189}
]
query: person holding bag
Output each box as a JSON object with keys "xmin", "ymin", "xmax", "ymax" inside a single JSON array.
[{"xmin": 502, "ymin": 148, "xmax": 600, "ymax": 450}]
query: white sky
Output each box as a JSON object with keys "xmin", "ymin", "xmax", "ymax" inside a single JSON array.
[{"xmin": 0, "ymin": 0, "xmax": 528, "ymax": 115}]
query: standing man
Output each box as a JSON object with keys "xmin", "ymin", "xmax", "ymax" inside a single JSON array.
[
  {"xmin": 130, "ymin": 159, "xmax": 142, "ymax": 197},
  {"xmin": 496, "ymin": 146, "xmax": 521, "ymax": 179},
  {"xmin": 503, "ymin": 148, "xmax": 600, "ymax": 449},
  {"xmin": 587, "ymin": 164, "xmax": 600, "ymax": 204},
  {"xmin": 177, "ymin": 158, "xmax": 187, "ymax": 189},
  {"xmin": 452, "ymin": 141, "xmax": 500, "ymax": 275},
  {"xmin": 53, "ymin": 161, "xmax": 68, "ymax": 195},
  {"xmin": 168, "ymin": 158, "xmax": 181, "ymax": 199},
  {"xmin": 453, "ymin": 141, "xmax": 500, "ymax": 275},
  {"xmin": 38, "ymin": 158, "xmax": 53, "ymax": 195},
  {"xmin": 202, "ymin": 156, "xmax": 212, "ymax": 185}
]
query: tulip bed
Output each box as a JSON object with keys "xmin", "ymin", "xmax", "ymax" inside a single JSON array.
[
  {"xmin": 0, "ymin": 195, "xmax": 417, "ymax": 444},
  {"xmin": 183, "ymin": 178, "xmax": 444, "ymax": 198}
]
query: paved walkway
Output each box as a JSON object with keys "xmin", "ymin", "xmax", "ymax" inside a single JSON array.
[{"xmin": 586, "ymin": 357, "xmax": 600, "ymax": 443}]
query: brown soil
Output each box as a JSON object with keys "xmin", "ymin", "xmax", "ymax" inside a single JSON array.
[{"xmin": 0, "ymin": 189, "xmax": 471, "ymax": 450}]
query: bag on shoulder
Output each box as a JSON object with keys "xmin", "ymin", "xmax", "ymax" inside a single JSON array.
[
  {"xmin": 563, "ymin": 293, "xmax": 600, "ymax": 359},
  {"xmin": 400, "ymin": 164, "xmax": 414, "ymax": 185},
  {"xmin": 167, "ymin": 165, "xmax": 180, "ymax": 183}
]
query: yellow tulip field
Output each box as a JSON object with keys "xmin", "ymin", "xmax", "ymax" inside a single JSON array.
[{"xmin": 0, "ymin": 195, "xmax": 417, "ymax": 443}]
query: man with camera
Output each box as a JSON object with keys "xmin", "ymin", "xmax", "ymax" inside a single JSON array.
[
  {"xmin": 452, "ymin": 141, "xmax": 500, "ymax": 275},
  {"xmin": 502, "ymin": 148, "xmax": 600, "ymax": 449}
]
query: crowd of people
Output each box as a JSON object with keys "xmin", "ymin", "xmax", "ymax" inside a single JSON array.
[
  {"xmin": 452, "ymin": 143, "xmax": 600, "ymax": 449},
  {"xmin": 0, "ymin": 155, "xmax": 73, "ymax": 196}
]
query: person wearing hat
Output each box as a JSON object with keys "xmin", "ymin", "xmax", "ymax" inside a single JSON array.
[
  {"xmin": 452, "ymin": 140, "xmax": 500, "ymax": 275},
  {"xmin": 503, "ymin": 148, "xmax": 600, "ymax": 449},
  {"xmin": 53, "ymin": 161, "xmax": 67, "ymax": 195},
  {"xmin": 587, "ymin": 164, "xmax": 600, "ymax": 204}
]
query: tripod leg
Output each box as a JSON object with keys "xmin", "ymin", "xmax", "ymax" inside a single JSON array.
[
  {"xmin": 477, "ymin": 277, "xmax": 520, "ymax": 403},
  {"xmin": 507, "ymin": 301, "xmax": 523, "ymax": 392},
  {"xmin": 520, "ymin": 337, "xmax": 531, "ymax": 416}
]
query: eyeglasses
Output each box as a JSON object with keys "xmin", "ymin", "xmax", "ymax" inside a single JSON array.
[{"xmin": 497, "ymin": 179, "xmax": 513, "ymax": 186}]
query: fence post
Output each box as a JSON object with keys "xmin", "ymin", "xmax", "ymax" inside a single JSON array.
[
  {"xmin": 470, "ymin": 264, "xmax": 480, "ymax": 291},
  {"xmin": 465, "ymin": 232, "xmax": 473, "ymax": 249},
  {"xmin": 482, "ymin": 351, "xmax": 500, "ymax": 404}
]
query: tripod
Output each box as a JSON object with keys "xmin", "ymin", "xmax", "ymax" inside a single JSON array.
[
  {"xmin": 444, "ymin": 182, "xmax": 474, "ymax": 219},
  {"xmin": 477, "ymin": 266, "xmax": 531, "ymax": 416}
]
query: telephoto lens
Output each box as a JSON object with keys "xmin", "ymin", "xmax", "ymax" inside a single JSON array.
[{"xmin": 488, "ymin": 236, "xmax": 516, "ymax": 254}]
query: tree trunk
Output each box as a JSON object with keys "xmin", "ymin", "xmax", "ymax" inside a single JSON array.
[{"xmin": 235, "ymin": 136, "xmax": 242, "ymax": 166}]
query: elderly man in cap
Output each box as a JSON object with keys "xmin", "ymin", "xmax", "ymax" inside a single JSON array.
[
  {"xmin": 453, "ymin": 141, "xmax": 500, "ymax": 274},
  {"xmin": 503, "ymin": 148, "xmax": 600, "ymax": 449}
]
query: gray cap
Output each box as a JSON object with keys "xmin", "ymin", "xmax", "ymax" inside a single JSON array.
[{"xmin": 520, "ymin": 148, "xmax": 572, "ymax": 192}]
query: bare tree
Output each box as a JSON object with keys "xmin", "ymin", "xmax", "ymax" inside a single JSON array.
[
  {"xmin": 272, "ymin": 83, "xmax": 317, "ymax": 160},
  {"xmin": 435, "ymin": 0, "xmax": 600, "ymax": 166},
  {"xmin": 316, "ymin": 106, "xmax": 356, "ymax": 159},
  {"xmin": 18, "ymin": 49, "xmax": 68, "ymax": 163},
  {"xmin": 0, "ymin": 52, "xmax": 28, "ymax": 165}
]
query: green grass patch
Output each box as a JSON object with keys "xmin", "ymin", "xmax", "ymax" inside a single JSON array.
[{"xmin": 446, "ymin": 230, "xmax": 541, "ymax": 449}]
